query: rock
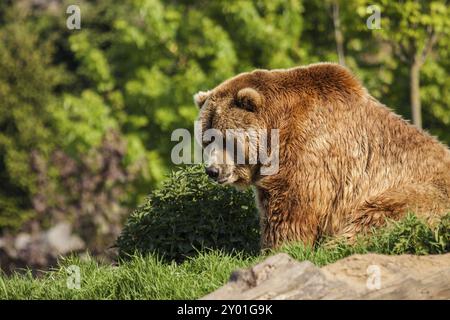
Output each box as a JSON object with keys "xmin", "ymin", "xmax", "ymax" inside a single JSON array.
[
  {"xmin": 0, "ymin": 222, "xmax": 85, "ymax": 275},
  {"xmin": 46, "ymin": 222, "xmax": 85, "ymax": 254},
  {"xmin": 202, "ymin": 253, "xmax": 450, "ymax": 300},
  {"xmin": 14, "ymin": 233, "xmax": 32, "ymax": 252},
  {"xmin": 323, "ymin": 253, "xmax": 450, "ymax": 299}
]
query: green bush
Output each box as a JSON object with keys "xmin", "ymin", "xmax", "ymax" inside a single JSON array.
[
  {"xmin": 365, "ymin": 213, "xmax": 450, "ymax": 255},
  {"xmin": 279, "ymin": 213, "xmax": 450, "ymax": 267},
  {"xmin": 116, "ymin": 165, "xmax": 260, "ymax": 261}
]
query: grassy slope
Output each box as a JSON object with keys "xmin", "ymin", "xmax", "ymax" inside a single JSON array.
[{"xmin": 1, "ymin": 214, "xmax": 448, "ymax": 300}]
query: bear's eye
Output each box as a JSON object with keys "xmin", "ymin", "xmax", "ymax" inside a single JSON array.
[{"xmin": 234, "ymin": 97, "xmax": 254, "ymax": 112}]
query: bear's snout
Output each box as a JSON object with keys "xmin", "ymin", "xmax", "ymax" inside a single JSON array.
[{"xmin": 205, "ymin": 166, "xmax": 220, "ymax": 180}]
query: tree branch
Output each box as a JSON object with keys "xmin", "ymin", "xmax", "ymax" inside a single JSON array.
[
  {"xmin": 418, "ymin": 26, "xmax": 439, "ymax": 66},
  {"xmin": 395, "ymin": 42, "xmax": 411, "ymax": 63},
  {"xmin": 331, "ymin": 0, "xmax": 346, "ymax": 66}
]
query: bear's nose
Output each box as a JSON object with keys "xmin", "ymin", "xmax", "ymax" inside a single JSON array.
[{"xmin": 205, "ymin": 166, "xmax": 220, "ymax": 180}]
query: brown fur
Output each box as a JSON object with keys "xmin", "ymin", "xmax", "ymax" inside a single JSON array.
[{"xmin": 195, "ymin": 63, "xmax": 450, "ymax": 249}]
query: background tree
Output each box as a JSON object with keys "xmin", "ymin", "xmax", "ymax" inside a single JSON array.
[
  {"xmin": 0, "ymin": 8, "xmax": 59, "ymax": 229},
  {"xmin": 374, "ymin": 0, "xmax": 449, "ymax": 128},
  {"xmin": 330, "ymin": 0, "xmax": 346, "ymax": 66}
]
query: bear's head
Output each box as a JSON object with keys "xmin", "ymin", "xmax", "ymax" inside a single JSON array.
[
  {"xmin": 194, "ymin": 69, "xmax": 279, "ymax": 188},
  {"xmin": 194, "ymin": 63, "xmax": 365, "ymax": 188}
]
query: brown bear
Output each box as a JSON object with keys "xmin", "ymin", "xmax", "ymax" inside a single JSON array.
[{"xmin": 194, "ymin": 62, "xmax": 450, "ymax": 249}]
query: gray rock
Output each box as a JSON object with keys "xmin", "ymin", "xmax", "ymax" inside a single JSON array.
[
  {"xmin": 0, "ymin": 222, "xmax": 85, "ymax": 274},
  {"xmin": 202, "ymin": 253, "xmax": 450, "ymax": 300},
  {"xmin": 46, "ymin": 222, "xmax": 85, "ymax": 254}
]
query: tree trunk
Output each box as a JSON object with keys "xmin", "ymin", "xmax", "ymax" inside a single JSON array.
[
  {"xmin": 332, "ymin": 1, "xmax": 346, "ymax": 66},
  {"xmin": 410, "ymin": 61, "xmax": 422, "ymax": 128}
]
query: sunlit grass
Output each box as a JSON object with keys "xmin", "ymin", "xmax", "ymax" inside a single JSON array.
[{"xmin": 1, "ymin": 213, "xmax": 448, "ymax": 300}]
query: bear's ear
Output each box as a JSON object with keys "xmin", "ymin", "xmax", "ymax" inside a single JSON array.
[
  {"xmin": 236, "ymin": 88, "xmax": 263, "ymax": 111},
  {"xmin": 193, "ymin": 90, "xmax": 210, "ymax": 109}
]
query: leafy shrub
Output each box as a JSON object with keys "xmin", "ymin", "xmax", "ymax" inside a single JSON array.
[
  {"xmin": 365, "ymin": 213, "xmax": 450, "ymax": 255},
  {"xmin": 116, "ymin": 165, "xmax": 260, "ymax": 261},
  {"xmin": 278, "ymin": 213, "xmax": 450, "ymax": 267}
]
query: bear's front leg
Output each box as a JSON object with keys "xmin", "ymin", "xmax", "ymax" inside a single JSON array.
[
  {"xmin": 256, "ymin": 188, "xmax": 319, "ymax": 249},
  {"xmin": 260, "ymin": 212, "xmax": 320, "ymax": 249}
]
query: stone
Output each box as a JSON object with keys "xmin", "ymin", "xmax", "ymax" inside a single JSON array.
[
  {"xmin": 202, "ymin": 253, "xmax": 450, "ymax": 300},
  {"xmin": 46, "ymin": 222, "xmax": 84, "ymax": 254}
]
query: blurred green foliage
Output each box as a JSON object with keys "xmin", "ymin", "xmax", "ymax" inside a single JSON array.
[
  {"xmin": 0, "ymin": 0, "xmax": 449, "ymax": 235},
  {"xmin": 0, "ymin": 14, "xmax": 59, "ymax": 228}
]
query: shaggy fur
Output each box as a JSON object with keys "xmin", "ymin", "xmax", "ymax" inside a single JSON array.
[{"xmin": 195, "ymin": 63, "xmax": 450, "ymax": 249}]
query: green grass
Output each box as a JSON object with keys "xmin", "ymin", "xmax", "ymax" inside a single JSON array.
[
  {"xmin": 1, "ymin": 213, "xmax": 448, "ymax": 300},
  {"xmin": 0, "ymin": 251, "xmax": 254, "ymax": 300}
]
